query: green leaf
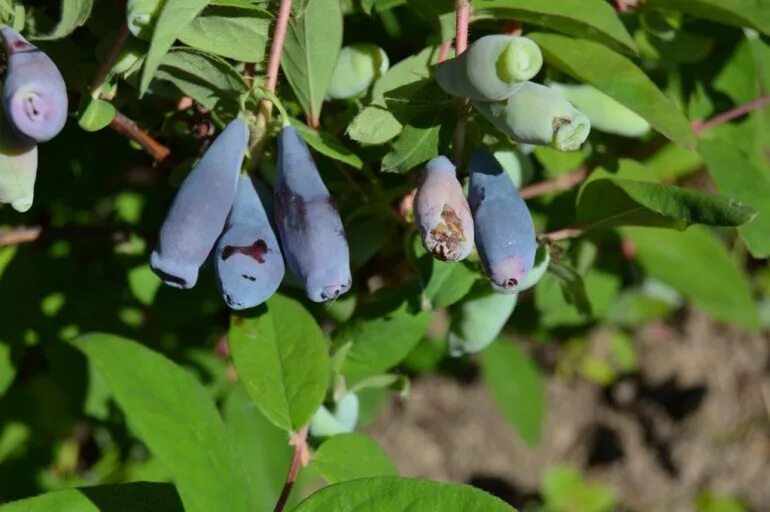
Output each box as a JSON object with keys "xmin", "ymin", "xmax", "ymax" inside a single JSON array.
[
  {"xmin": 410, "ymin": 235, "xmax": 477, "ymax": 310},
  {"xmin": 337, "ymin": 284, "xmax": 431, "ymax": 380},
  {"xmin": 178, "ymin": 6, "xmax": 269, "ymax": 62},
  {"xmin": 78, "ymin": 97, "xmax": 116, "ymax": 132},
  {"xmin": 577, "ymin": 178, "xmax": 756, "ymax": 231},
  {"xmin": 140, "ymin": 0, "xmax": 212, "ymax": 95},
  {"xmin": 542, "ymin": 466, "xmax": 617, "ymax": 512},
  {"xmin": 33, "ymin": 0, "xmax": 93, "ymax": 40},
  {"xmin": 381, "ymin": 112, "xmax": 447, "ymax": 173},
  {"xmin": 223, "ymin": 384, "xmax": 292, "ymax": 511},
  {"xmin": 480, "ymin": 340, "xmax": 546, "ymax": 446},
  {"xmin": 700, "ymin": 139, "xmax": 770, "ymax": 258},
  {"xmin": 155, "ymin": 49, "xmax": 246, "ymax": 111},
  {"xmin": 696, "ymin": 492, "xmax": 747, "ymax": 512},
  {"xmin": 347, "ymin": 105, "xmax": 404, "ymax": 145},
  {"xmin": 291, "ymin": 119, "xmax": 363, "ymax": 169},
  {"xmin": 0, "ymin": 340, "xmax": 14, "ymax": 397},
  {"xmin": 312, "ymin": 433, "xmax": 398, "ymax": 483},
  {"xmin": 529, "ymin": 33, "xmax": 697, "ymax": 150},
  {"xmin": 293, "ymin": 476, "xmax": 515, "ymax": 511},
  {"xmin": 229, "ymin": 294, "xmax": 330, "ymax": 431},
  {"xmin": 547, "ymin": 260, "xmax": 592, "ymax": 317},
  {"xmin": 72, "ymin": 334, "xmax": 255, "ymax": 512},
  {"xmin": 646, "ymin": 0, "xmax": 770, "ymax": 36},
  {"xmin": 0, "ymin": 482, "xmax": 183, "ymax": 512},
  {"xmin": 624, "ymin": 226, "xmax": 759, "ymax": 330},
  {"xmin": 473, "ymin": 0, "xmax": 636, "ymax": 55},
  {"xmin": 281, "ymin": 0, "xmax": 343, "ymax": 125}
]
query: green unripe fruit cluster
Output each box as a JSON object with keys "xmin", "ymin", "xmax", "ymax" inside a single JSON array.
[
  {"xmin": 436, "ymin": 35, "xmax": 542, "ymax": 102},
  {"xmin": 327, "ymin": 44, "xmax": 390, "ymax": 100}
]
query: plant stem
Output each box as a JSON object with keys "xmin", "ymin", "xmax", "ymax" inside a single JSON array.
[
  {"xmin": 452, "ymin": 0, "xmax": 471, "ymax": 166},
  {"xmin": 260, "ymin": 0, "xmax": 293, "ymax": 121},
  {"xmin": 693, "ymin": 94, "xmax": 770, "ymax": 136},
  {"xmin": 273, "ymin": 426, "xmax": 309, "ymax": 512},
  {"xmin": 437, "ymin": 39, "xmax": 452, "ymax": 64},
  {"xmin": 519, "ymin": 167, "xmax": 588, "ymax": 200},
  {"xmin": 541, "ymin": 227, "xmax": 582, "ymax": 241},
  {"xmin": 0, "ymin": 226, "xmax": 42, "ymax": 246},
  {"xmin": 90, "ymin": 23, "xmax": 129, "ymax": 94},
  {"xmin": 110, "ymin": 110, "xmax": 171, "ymax": 162}
]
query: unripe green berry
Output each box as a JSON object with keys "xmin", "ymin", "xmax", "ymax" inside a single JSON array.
[
  {"xmin": 327, "ymin": 44, "xmax": 389, "ymax": 100},
  {"xmin": 436, "ymin": 35, "xmax": 543, "ymax": 101},
  {"xmin": 473, "ymin": 81, "xmax": 591, "ymax": 152}
]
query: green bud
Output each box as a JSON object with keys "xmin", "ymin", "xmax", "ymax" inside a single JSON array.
[
  {"xmin": 327, "ymin": 44, "xmax": 389, "ymax": 100},
  {"xmin": 127, "ymin": 0, "xmax": 165, "ymax": 41},
  {"xmin": 436, "ymin": 35, "xmax": 543, "ymax": 101},
  {"xmin": 549, "ymin": 83, "xmax": 651, "ymax": 138},
  {"xmin": 473, "ymin": 81, "xmax": 591, "ymax": 152}
]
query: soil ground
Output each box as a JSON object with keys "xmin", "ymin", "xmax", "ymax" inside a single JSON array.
[{"xmin": 368, "ymin": 310, "xmax": 770, "ymax": 512}]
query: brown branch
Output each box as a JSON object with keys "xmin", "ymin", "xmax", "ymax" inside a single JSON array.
[
  {"xmin": 90, "ymin": 23, "xmax": 130, "ymax": 93},
  {"xmin": 273, "ymin": 426, "xmax": 309, "ymax": 512},
  {"xmin": 110, "ymin": 110, "xmax": 171, "ymax": 162},
  {"xmin": 693, "ymin": 94, "xmax": 770, "ymax": 137},
  {"xmin": 0, "ymin": 226, "xmax": 42, "ymax": 246},
  {"xmin": 519, "ymin": 167, "xmax": 588, "ymax": 200}
]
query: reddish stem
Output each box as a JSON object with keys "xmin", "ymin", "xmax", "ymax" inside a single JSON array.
[
  {"xmin": 693, "ymin": 94, "xmax": 770, "ymax": 137},
  {"xmin": 273, "ymin": 426, "xmax": 309, "ymax": 512},
  {"xmin": 260, "ymin": 0, "xmax": 293, "ymax": 120},
  {"xmin": 541, "ymin": 227, "xmax": 582, "ymax": 241},
  {"xmin": 0, "ymin": 226, "xmax": 42, "ymax": 246},
  {"xmin": 519, "ymin": 167, "xmax": 588, "ymax": 200},
  {"xmin": 437, "ymin": 40, "xmax": 452, "ymax": 64},
  {"xmin": 110, "ymin": 110, "xmax": 171, "ymax": 162},
  {"xmin": 455, "ymin": 0, "xmax": 470, "ymax": 55}
]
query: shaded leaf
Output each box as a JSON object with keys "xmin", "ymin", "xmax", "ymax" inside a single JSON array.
[
  {"xmin": 624, "ymin": 226, "xmax": 759, "ymax": 330},
  {"xmin": 646, "ymin": 0, "xmax": 770, "ymax": 36},
  {"xmin": 529, "ymin": 33, "xmax": 697, "ymax": 149},
  {"xmin": 33, "ymin": 0, "xmax": 93, "ymax": 40},
  {"xmin": 78, "ymin": 98, "xmax": 116, "ymax": 132},
  {"xmin": 577, "ymin": 178, "xmax": 756, "ymax": 231},
  {"xmin": 179, "ymin": 6, "xmax": 270, "ymax": 62},
  {"xmin": 291, "ymin": 119, "xmax": 363, "ymax": 169},
  {"xmin": 229, "ymin": 294, "xmax": 330, "ymax": 431}
]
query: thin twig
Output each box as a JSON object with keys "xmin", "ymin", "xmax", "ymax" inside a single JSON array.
[
  {"xmin": 0, "ymin": 226, "xmax": 42, "ymax": 246},
  {"xmin": 693, "ymin": 94, "xmax": 770, "ymax": 137},
  {"xmin": 519, "ymin": 167, "xmax": 588, "ymax": 200},
  {"xmin": 260, "ymin": 0, "xmax": 293, "ymax": 122},
  {"xmin": 452, "ymin": 0, "xmax": 471, "ymax": 166},
  {"xmin": 273, "ymin": 426, "xmax": 309, "ymax": 512},
  {"xmin": 540, "ymin": 227, "xmax": 582, "ymax": 242},
  {"xmin": 437, "ymin": 40, "xmax": 452, "ymax": 64},
  {"xmin": 110, "ymin": 110, "xmax": 171, "ymax": 162},
  {"xmin": 90, "ymin": 23, "xmax": 129, "ymax": 93}
]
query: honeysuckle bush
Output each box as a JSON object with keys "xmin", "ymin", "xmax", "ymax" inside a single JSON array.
[{"xmin": 0, "ymin": 0, "xmax": 769, "ymax": 510}]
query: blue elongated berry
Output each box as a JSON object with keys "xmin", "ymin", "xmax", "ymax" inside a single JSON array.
[
  {"xmin": 151, "ymin": 119, "xmax": 248, "ymax": 289},
  {"xmin": 468, "ymin": 149, "xmax": 536, "ymax": 290},
  {"xmin": 274, "ymin": 125, "xmax": 351, "ymax": 302},
  {"xmin": 0, "ymin": 27, "xmax": 68, "ymax": 143},
  {"xmin": 414, "ymin": 156, "xmax": 474, "ymax": 262},
  {"xmin": 215, "ymin": 176, "xmax": 285, "ymax": 310}
]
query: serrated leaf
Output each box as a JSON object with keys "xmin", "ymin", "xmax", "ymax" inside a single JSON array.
[
  {"xmin": 78, "ymin": 97, "xmax": 116, "ymax": 132},
  {"xmin": 178, "ymin": 6, "xmax": 269, "ymax": 62},
  {"xmin": 646, "ymin": 0, "xmax": 770, "ymax": 36},
  {"xmin": 336, "ymin": 283, "xmax": 431, "ymax": 380},
  {"xmin": 0, "ymin": 483, "xmax": 183, "ymax": 512},
  {"xmin": 312, "ymin": 433, "xmax": 398, "ymax": 483},
  {"xmin": 480, "ymin": 340, "xmax": 545, "ymax": 446},
  {"xmin": 281, "ymin": 0, "xmax": 343, "ymax": 125},
  {"xmin": 140, "ymin": 0, "xmax": 212, "ymax": 95},
  {"xmin": 474, "ymin": 0, "xmax": 636, "ymax": 55},
  {"xmin": 155, "ymin": 49, "xmax": 246, "ymax": 110},
  {"xmin": 229, "ymin": 294, "xmax": 330, "ymax": 431},
  {"xmin": 72, "ymin": 334, "xmax": 256, "ymax": 512},
  {"xmin": 291, "ymin": 119, "xmax": 363, "ymax": 169},
  {"xmin": 624, "ymin": 226, "xmax": 759, "ymax": 330},
  {"xmin": 700, "ymin": 139, "xmax": 770, "ymax": 258},
  {"xmin": 293, "ymin": 476, "xmax": 515, "ymax": 511},
  {"xmin": 529, "ymin": 33, "xmax": 697, "ymax": 150},
  {"xmin": 577, "ymin": 178, "xmax": 756, "ymax": 231},
  {"xmin": 33, "ymin": 0, "xmax": 93, "ymax": 40}
]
